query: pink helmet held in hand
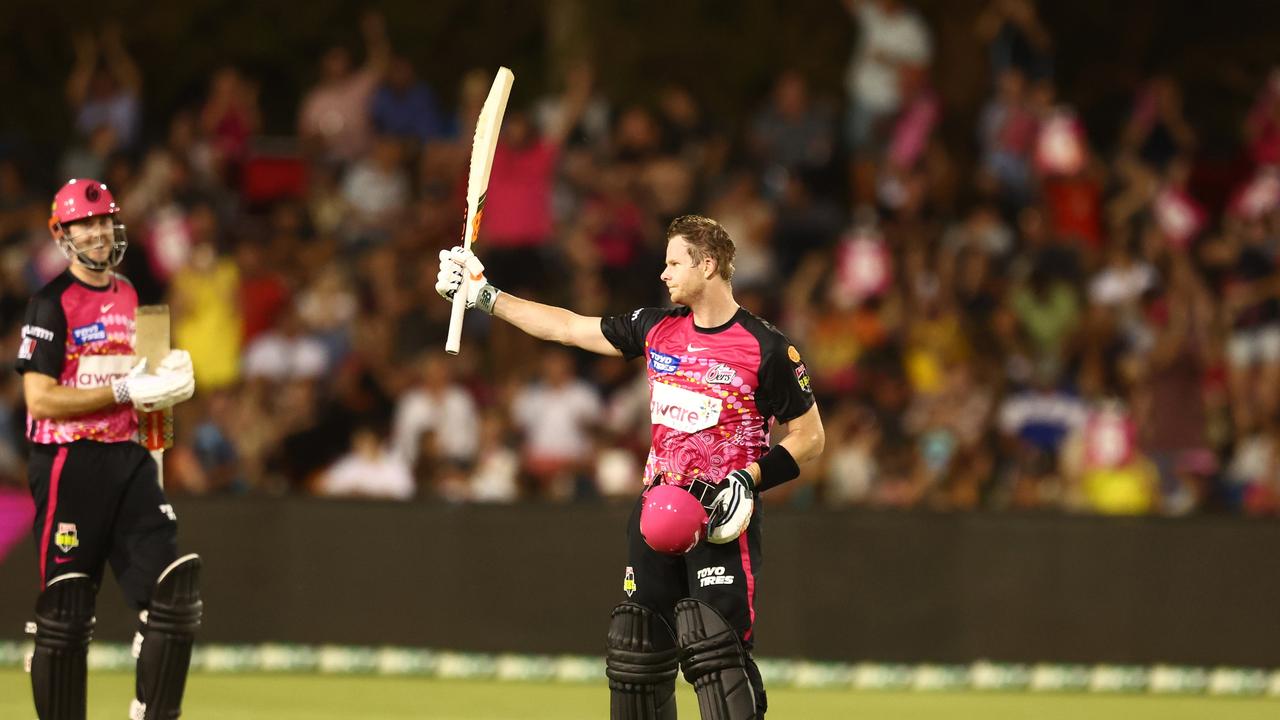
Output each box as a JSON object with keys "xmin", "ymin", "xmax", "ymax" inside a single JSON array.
[
  {"xmin": 48, "ymin": 178, "xmax": 128, "ymax": 271},
  {"xmin": 640, "ymin": 482, "xmax": 708, "ymax": 555}
]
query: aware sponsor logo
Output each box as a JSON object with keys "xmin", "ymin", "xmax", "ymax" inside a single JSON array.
[
  {"xmin": 650, "ymin": 381, "xmax": 722, "ymax": 433},
  {"xmin": 649, "ymin": 350, "xmax": 680, "ymax": 374},
  {"xmin": 74, "ymin": 355, "xmax": 135, "ymax": 388},
  {"xmin": 72, "ymin": 322, "xmax": 106, "ymax": 345}
]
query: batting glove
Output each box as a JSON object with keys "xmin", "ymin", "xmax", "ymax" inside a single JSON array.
[
  {"xmin": 436, "ymin": 247, "xmax": 500, "ymax": 314},
  {"xmin": 689, "ymin": 469, "xmax": 756, "ymax": 544},
  {"xmin": 113, "ymin": 356, "xmax": 196, "ymax": 411}
]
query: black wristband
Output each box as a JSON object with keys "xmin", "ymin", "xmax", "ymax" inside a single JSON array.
[{"xmin": 756, "ymin": 444, "xmax": 800, "ymax": 492}]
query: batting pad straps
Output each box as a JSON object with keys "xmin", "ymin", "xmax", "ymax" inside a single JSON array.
[
  {"xmin": 30, "ymin": 573, "xmax": 96, "ymax": 720},
  {"xmin": 606, "ymin": 602, "xmax": 678, "ymax": 720},
  {"xmin": 475, "ymin": 283, "xmax": 501, "ymax": 315},
  {"xmin": 675, "ymin": 598, "xmax": 758, "ymax": 720},
  {"xmin": 755, "ymin": 444, "xmax": 800, "ymax": 493},
  {"xmin": 135, "ymin": 554, "xmax": 202, "ymax": 720}
]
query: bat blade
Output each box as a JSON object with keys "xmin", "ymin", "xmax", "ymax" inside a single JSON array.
[{"xmin": 446, "ymin": 67, "xmax": 515, "ymax": 356}]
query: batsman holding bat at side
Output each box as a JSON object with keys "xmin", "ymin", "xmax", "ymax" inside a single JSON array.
[
  {"xmin": 438, "ymin": 215, "xmax": 825, "ymax": 719},
  {"xmin": 17, "ymin": 178, "xmax": 203, "ymax": 720}
]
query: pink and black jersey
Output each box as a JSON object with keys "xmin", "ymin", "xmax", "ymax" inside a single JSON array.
[
  {"xmin": 15, "ymin": 271, "xmax": 139, "ymax": 444},
  {"xmin": 601, "ymin": 306, "xmax": 814, "ymax": 487}
]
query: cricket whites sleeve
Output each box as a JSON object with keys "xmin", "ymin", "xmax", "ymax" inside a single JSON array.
[
  {"xmin": 600, "ymin": 308, "xmax": 672, "ymax": 360},
  {"xmin": 16, "ymin": 292, "xmax": 67, "ymax": 378}
]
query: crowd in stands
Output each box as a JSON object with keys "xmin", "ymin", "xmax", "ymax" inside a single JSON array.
[{"xmin": 2, "ymin": 1, "xmax": 1280, "ymax": 517}]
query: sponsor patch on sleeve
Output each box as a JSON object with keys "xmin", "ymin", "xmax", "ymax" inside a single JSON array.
[
  {"xmin": 18, "ymin": 337, "xmax": 35, "ymax": 360},
  {"xmin": 794, "ymin": 362, "xmax": 812, "ymax": 393}
]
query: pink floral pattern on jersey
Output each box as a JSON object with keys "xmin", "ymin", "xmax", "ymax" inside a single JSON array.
[
  {"xmin": 641, "ymin": 316, "xmax": 771, "ymax": 487},
  {"xmin": 28, "ymin": 278, "xmax": 139, "ymax": 445}
]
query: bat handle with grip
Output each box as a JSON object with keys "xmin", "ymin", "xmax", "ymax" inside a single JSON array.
[
  {"xmin": 151, "ymin": 449, "xmax": 165, "ymax": 488},
  {"xmin": 445, "ymin": 275, "xmax": 469, "ymax": 355}
]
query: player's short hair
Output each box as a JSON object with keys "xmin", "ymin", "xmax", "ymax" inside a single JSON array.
[{"xmin": 667, "ymin": 215, "xmax": 735, "ymax": 281}]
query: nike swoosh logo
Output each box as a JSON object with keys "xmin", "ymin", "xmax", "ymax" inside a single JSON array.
[
  {"xmin": 100, "ymin": 303, "xmax": 114, "ymax": 313},
  {"xmin": 687, "ymin": 344, "xmax": 709, "ymax": 352},
  {"xmin": 54, "ymin": 556, "xmax": 74, "ymax": 565}
]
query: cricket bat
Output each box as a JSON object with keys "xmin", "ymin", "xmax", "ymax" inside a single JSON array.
[
  {"xmin": 135, "ymin": 304, "xmax": 173, "ymax": 487},
  {"xmin": 445, "ymin": 66, "xmax": 515, "ymax": 355}
]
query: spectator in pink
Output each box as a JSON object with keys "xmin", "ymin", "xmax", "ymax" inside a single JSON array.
[
  {"xmin": 297, "ymin": 12, "xmax": 390, "ymax": 164},
  {"xmin": 201, "ymin": 66, "xmax": 262, "ymax": 181},
  {"xmin": 479, "ymin": 108, "xmax": 569, "ymax": 293}
]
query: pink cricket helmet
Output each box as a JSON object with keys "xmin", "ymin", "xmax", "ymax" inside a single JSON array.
[{"xmin": 639, "ymin": 483, "xmax": 708, "ymax": 555}]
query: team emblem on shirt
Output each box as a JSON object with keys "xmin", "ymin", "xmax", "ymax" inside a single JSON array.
[
  {"xmin": 55, "ymin": 523, "xmax": 79, "ymax": 553},
  {"xmin": 787, "ymin": 345, "xmax": 801, "ymax": 363},
  {"xmin": 623, "ymin": 566, "xmax": 637, "ymax": 597},
  {"xmin": 704, "ymin": 364, "xmax": 736, "ymax": 384}
]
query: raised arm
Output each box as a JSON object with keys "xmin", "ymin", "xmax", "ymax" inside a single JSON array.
[
  {"xmin": 66, "ymin": 31, "xmax": 97, "ymax": 108},
  {"xmin": 435, "ymin": 247, "xmax": 621, "ymax": 357},
  {"xmin": 492, "ymin": 293, "xmax": 621, "ymax": 356}
]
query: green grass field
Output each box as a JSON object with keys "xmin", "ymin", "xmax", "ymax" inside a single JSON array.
[{"xmin": 2, "ymin": 670, "xmax": 1278, "ymax": 719}]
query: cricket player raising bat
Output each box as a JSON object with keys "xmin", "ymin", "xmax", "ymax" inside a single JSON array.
[
  {"xmin": 18, "ymin": 178, "xmax": 202, "ymax": 720},
  {"xmin": 438, "ymin": 215, "xmax": 825, "ymax": 719}
]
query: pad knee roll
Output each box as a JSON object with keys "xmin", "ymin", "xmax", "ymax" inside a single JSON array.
[
  {"xmin": 29, "ymin": 573, "xmax": 97, "ymax": 720},
  {"xmin": 134, "ymin": 554, "xmax": 203, "ymax": 720},
  {"xmin": 675, "ymin": 598, "xmax": 758, "ymax": 720},
  {"xmin": 606, "ymin": 602, "xmax": 678, "ymax": 720}
]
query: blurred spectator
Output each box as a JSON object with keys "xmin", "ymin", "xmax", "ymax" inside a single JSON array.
[
  {"xmin": 66, "ymin": 23, "xmax": 141, "ymax": 149},
  {"xmin": 187, "ymin": 390, "xmax": 247, "ymax": 495},
  {"xmin": 708, "ymin": 170, "xmax": 776, "ymax": 290},
  {"xmin": 843, "ymin": 0, "xmax": 932, "ymax": 205},
  {"xmin": 201, "ymin": 66, "xmax": 262, "ymax": 181},
  {"xmin": 0, "ymin": 160, "xmax": 40, "ymax": 248},
  {"xmin": 236, "ymin": 234, "xmax": 291, "ymax": 347},
  {"xmin": 171, "ymin": 208, "xmax": 242, "ymax": 391},
  {"xmin": 1244, "ymin": 69, "xmax": 1280, "ymax": 168},
  {"xmin": 298, "ymin": 12, "xmax": 390, "ymax": 163},
  {"xmin": 1012, "ymin": 262, "xmax": 1080, "ymax": 366},
  {"xmin": 393, "ymin": 355, "xmax": 480, "ymax": 470},
  {"xmin": 821, "ymin": 403, "xmax": 879, "ymax": 505},
  {"xmin": 315, "ymin": 422, "xmax": 415, "ymax": 500},
  {"xmin": 511, "ymin": 350, "xmax": 603, "ymax": 499},
  {"xmin": 1135, "ymin": 252, "xmax": 1216, "ymax": 512},
  {"xmin": 749, "ymin": 71, "xmax": 836, "ymax": 191},
  {"xmin": 1122, "ymin": 76, "xmax": 1196, "ymax": 173},
  {"xmin": 480, "ymin": 109, "xmax": 567, "ymax": 291},
  {"xmin": 372, "ymin": 56, "xmax": 450, "ymax": 146},
  {"xmin": 975, "ymin": 0, "xmax": 1053, "ymax": 82},
  {"xmin": 535, "ymin": 61, "xmax": 611, "ymax": 153},
  {"xmin": 242, "ymin": 306, "xmax": 328, "ymax": 382},
  {"xmin": 467, "ymin": 411, "xmax": 520, "ymax": 503},
  {"xmin": 1215, "ymin": 217, "xmax": 1280, "ymax": 431},
  {"xmin": 340, "ymin": 135, "xmax": 410, "ymax": 248},
  {"xmin": 978, "ymin": 68, "xmax": 1038, "ymax": 207}
]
